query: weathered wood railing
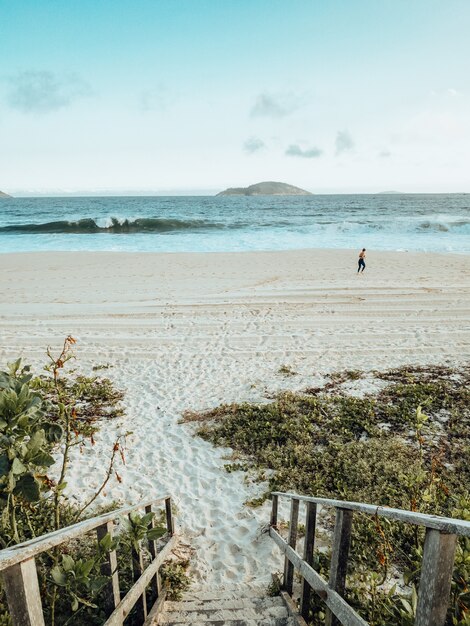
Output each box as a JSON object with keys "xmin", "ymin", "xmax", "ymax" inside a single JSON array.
[
  {"xmin": 0, "ymin": 494, "xmax": 175, "ymax": 626},
  {"xmin": 270, "ymin": 491, "xmax": 470, "ymax": 626}
]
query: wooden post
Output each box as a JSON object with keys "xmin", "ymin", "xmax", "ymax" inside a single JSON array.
[
  {"xmin": 270, "ymin": 493, "xmax": 279, "ymax": 527},
  {"xmin": 325, "ymin": 508, "xmax": 353, "ymax": 626},
  {"xmin": 145, "ymin": 504, "xmax": 161, "ymax": 598},
  {"xmin": 300, "ymin": 501, "xmax": 317, "ymax": 620},
  {"xmin": 415, "ymin": 529, "xmax": 457, "ymax": 626},
  {"xmin": 130, "ymin": 514, "xmax": 147, "ymax": 622},
  {"xmin": 2, "ymin": 557, "xmax": 45, "ymax": 626},
  {"xmin": 96, "ymin": 520, "xmax": 120, "ymax": 615},
  {"xmin": 283, "ymin": 497, "xmax": 299, "ymax": 595},
  {"xmin": 165, "ymin": 497, "xmax": 174, "ymax": 536}
]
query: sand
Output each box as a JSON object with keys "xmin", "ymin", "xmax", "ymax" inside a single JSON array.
[{"xmin": 0, "ymin": 248, "xmax": 469, "ymax": 586}]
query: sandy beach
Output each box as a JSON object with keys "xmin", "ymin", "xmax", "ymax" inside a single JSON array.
[{"xmin": 1, "ymin": 248, "xmax": 469, "ymax": 586}]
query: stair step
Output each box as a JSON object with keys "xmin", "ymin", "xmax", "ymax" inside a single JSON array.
[
  {"xmin": 181, "ymin": 589, "xmax": 267, "ymax": 602},
  {"xmin": 161, "ymin": 618, "xmax": 295, "ymax": 626},
  {"xmin": 164, "ymin": 597, "xmax": 284, "ymax": 612},
  {"xmin": 158, "ymin": 604, "xmax": 288, "ymax": 623}
]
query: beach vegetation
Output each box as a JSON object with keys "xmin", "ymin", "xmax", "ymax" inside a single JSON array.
[
  {"xmin": 278, "ymin": 364, "xmax": 298, "ymax": 377},
  {"xmin": 183, "ymin": 364, "xmax": 470, "ymax": 625},
  {"xmin": 122, "ymin": 510, "xmax": 167, "ymax": 553},
  {"xmin": 0, "ymin": 339, "xmax": 188, "ymax": 625},
  {"xmin": 91, "ymin": 363, "xmax": 112, "ymax": 371},
  {"xmin": 160, "ymin": 560, "xmax": 192, "ymax": 600}
]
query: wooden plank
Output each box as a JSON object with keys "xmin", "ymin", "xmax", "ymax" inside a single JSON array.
[
  {"xmin": 0, "ymin": 495, "xmax": 171, "ymax": 571},
  {"xmin": 145, "ymin": 504, "xmax": 161, "ymax": 598},
  {"xmin": 270, "ymin": 493, "xmax": 279, "ymax": 527},
  {"xmin": 2, "ymin": 557, "xmax": 45, "ymax": 626},
  {"xmin": 326, "ymin": 508, "xmax": 353, "ymax": 626},
  {"xmin": 142, "ymin": 589, "xmax": 167, "ymax": 626},
  {"xmin": 130, "ymin": 507, "xmax": 148, "ymax": 622},
  {"xmin": 165, "ymin": 497, "xmax": 174, "ymax": 536},
  {"xmin": 300, "ymin": 501, "xmax": 317, "ymax": 620},
  {"xmin": 270, "ymin": 528, "xmax": 368, "ymax": 626},
  {"xmin": 283, "ymin": 497, "xmax": 299, "ymax": 595},
  {"xmin": 415, "ymin": 529, "xmax": 457, "ymax": 626},
  {"xmin": 279, "ymin": 589, "xmax": 309, "ymax": 626},
  {"xmin": 96, "ymin": 520, "xmax": 120, "ymax": 615},
  {"xmin": 131, "ymin": 542, "xmax": 147, "ymax": 621},
  {"xmin": 104, "ymin": 535, "xmax": 177, "ymax": 626},
  {"xmin": 271, "ymin": 492, "xmax": 470, "ymax": 536}
]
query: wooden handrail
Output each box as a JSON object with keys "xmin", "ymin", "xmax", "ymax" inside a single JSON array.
[
  {"xmin": 0, "ymin": 495, "xmax": 175, "ymax": 626},
  {"xmin": 270, "ymin": 492, "xmax": 468, "ymax": 626},
  {"xmin": 104, "ymin": 535, "xmax": 177, "ymax": 626},
  {"xmin": 271, "ymin": 491, "xmax": 470, "ymax": 536},
  {"xmin": 0, "ymin": 494, "xmax": 171, "ymax": 571},
  {"xmin": 270, "ymin": 526, "xmax": 367, "ymax": 626}
]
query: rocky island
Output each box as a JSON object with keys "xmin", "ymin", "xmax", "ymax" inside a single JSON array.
[
  {"xmin": 0, "ymin": 191, "xmax": 12, "ymax": 198},
  {"xmin": 217, "ymin": 181, "xmax": 312, "ymax": 196}
]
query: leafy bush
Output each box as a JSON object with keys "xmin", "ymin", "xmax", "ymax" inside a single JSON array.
[{"xmin": 160, "ymin": 561, "xmax": 191, "ymax": 600}]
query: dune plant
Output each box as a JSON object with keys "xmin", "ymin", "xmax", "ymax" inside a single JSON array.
[{"xmin": 0, "ymin": 359, "xmax": 61, "ymax": 543}]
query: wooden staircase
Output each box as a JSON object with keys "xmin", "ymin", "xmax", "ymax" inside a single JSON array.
[
  {"xmin": 2, "ymin": 492, "xmax": 470, "ymax": 626},
  {"xmin": 154, "ymin": 587, "xmax": 297, "ymax": 626}
]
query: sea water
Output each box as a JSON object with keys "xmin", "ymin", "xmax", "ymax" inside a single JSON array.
[{"xmin": 0, "ymin": 194, "xmax": 469, "ymax": 253}]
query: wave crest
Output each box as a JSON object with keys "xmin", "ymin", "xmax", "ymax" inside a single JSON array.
[{"xmin": 0, "ymin": 217, "xmax": 222, "ymax": 234}]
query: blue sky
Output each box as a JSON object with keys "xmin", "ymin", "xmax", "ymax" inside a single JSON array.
[{"xmin": 1, "ymin": 0, "xmax": 469, "ymax": 194}]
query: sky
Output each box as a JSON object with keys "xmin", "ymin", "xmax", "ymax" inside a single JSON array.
[{"xmin": 1, "ymin": 0, "xmax": 469, "ymax": 195}]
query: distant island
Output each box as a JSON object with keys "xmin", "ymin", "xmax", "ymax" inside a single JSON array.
[
  {"xmin": 0, "ymin": 191, "xmax": 12, "ymax": 198},
  {"xmin": 217, "ymin": 181, "xmax": 312, "ymax": 196},
  {"xmin": 378, "ymin": 190, "xmax": 402, "ymax": 195}
]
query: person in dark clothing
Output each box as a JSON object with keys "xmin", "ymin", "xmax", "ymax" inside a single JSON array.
[{"xmin": 358, "ymin": 248, "xmax": 366, "ymax": 273}]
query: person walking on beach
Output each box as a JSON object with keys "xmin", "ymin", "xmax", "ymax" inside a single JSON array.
[{"xmin": 358, "ymin": 248, "xmax": 366, "ymax": 273}]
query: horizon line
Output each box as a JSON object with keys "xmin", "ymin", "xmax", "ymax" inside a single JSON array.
[{"xmin": 4, "ymin": 189, "xmax": 470, "ymax": 198}]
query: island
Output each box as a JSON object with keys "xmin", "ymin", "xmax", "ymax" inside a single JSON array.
[
  {"xmin": 216, "ymin": 181, "xmax": 312, "ymax": 196},
  {"xmin": 0, "ymin": 191, "xmax": 12, "ymax": 198}
]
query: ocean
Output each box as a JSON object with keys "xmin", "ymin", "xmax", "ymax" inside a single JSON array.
[{"xmin": 0, "ymin": 194, "xmax": 469, "ymax": 254}]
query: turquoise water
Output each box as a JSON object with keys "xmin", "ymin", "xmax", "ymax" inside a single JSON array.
[{"xmin": 0, "ymin": 194, "xmax": 469, "ymax": 253}]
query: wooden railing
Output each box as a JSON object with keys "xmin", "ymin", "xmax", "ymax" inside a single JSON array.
[
  {"xmin": 0, "ymin": 495, "xmax": 175, "ymax": 626},
  {"xmin": 270, "ymin": 491, "xmax": 470, "ymax": 626}
]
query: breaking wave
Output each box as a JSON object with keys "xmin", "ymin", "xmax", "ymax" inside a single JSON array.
[
  {"xmin": 2, "ymin": 216, "xmax": 469, "ymax": 236},
  {"xmin": 0, "ymin": 217, "xmax": 224, "ymax": 234},
  {"xmin": 417, "ymin": 219, "xmax": 470, "ymax": 233}
]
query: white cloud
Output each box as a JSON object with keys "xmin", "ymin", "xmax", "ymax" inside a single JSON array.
[
  {"xmin": 430, "ymin": 87, "xmax": 461, "ymax": 98},
  {"xmin": 285, "ymin": 143, "xmax": 322, "ymax": 158},
  {"xmin": 243, "ymin": 137, "xmax": 265, "ymax": 154},
  {"xmin": 250, "ymin": 92, "xmax": 301, "ymax": 118},
  {"xmin": 6, "ymin": 70, "xmax": 91, "ymax": 113}
]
